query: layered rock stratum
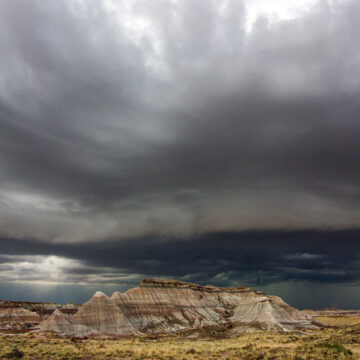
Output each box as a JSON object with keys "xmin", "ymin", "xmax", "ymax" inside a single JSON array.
[
  {"xmin": 0, "ymin": 307, "xmax": 41, "ymax": 330},
  {"xmin": 39, "ymin": 279, "xmax": 319, "ymax": 337},
  {"xmin": 0, "ymin": 300, "xmax": 79, "ymax": 330}
]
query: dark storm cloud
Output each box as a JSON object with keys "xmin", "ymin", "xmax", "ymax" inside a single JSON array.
[
  {"xmin": 1, "ymin": 230, "xmax": 360, "ymax": 286},
  {"xmin": 1, "ymin": 0, "xmax": 360, "ymax": 240}
]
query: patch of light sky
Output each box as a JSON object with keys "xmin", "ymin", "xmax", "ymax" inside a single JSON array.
[
  {"xmin": 99, "ymin": 0, "xmax": 324, "ymax": 83},
  {"xmin": 103, "ymin": 0, "xmax": 320, "ymax": 35},
  {"xmin": 0, "ymin": 255, "xmax": 79, "ymax": 285},
  {"xmin": 0, "ymin": 255, "xmax": 144, "ymax": 287},
  {"xmin": 245, "ymin": 0, "xmax": 319, "ymax": 31}
]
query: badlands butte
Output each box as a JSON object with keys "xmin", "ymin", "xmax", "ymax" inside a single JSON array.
[{"xmin": 1, "ymin": 278, "xmax": 321, "ymax": 337}]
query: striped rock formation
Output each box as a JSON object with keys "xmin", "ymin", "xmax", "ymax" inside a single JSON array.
[
  {"xmin": 39, "ymin": 278, "xmax": 319, "ymax": 337},
  {"xmin": 0, "ymin": 307, "xmax": 41, "ymax": 329},
  {"xmin": 0, "ymin": 299, "xmax": 80, "ymax": 330},
  {"xmin": 39, "ymin": 309, "xmax": 98, "ymax": 336}
]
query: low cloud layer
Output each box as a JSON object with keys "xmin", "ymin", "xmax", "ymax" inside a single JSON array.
[
  {"xmin": 1, "ymin": 0, "xmax": 360, "ymax": 241},
  {"xmin": 1, "ymin": 229, "xmax": 360, "ymax": 307},
  {"xmin": 1, "ymin": 230, "xmax": 360, "ymax": 287}
]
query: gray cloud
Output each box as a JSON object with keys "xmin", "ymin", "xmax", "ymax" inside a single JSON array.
[
  {"xmin": 1, "ymin": 0, "xmax": 360, "ymax": 309},
  {"xmin": 1, "ymin": 230, "xmax": 360, "ymax": 286},
  {"xmin": 1, "ymin": 0, "xmax": 360, "ymax": 240},
  {"xmin": 1, "ymin": 229, "xmax": 360, "ymax": 308}
]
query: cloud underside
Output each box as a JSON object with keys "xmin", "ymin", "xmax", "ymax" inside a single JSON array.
[
  {"xmin": 1, "ymin": 230, "xmax": 359, "ymax": 287},
  {"xmin": 0, "ymin": 0, "xmax": 360, "ymax": 241}
]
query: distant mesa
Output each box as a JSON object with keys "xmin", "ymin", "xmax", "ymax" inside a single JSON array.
[
  {"xmin": 0, "ymin": 299, "xmax": 79, "ymax": 330},
  {"xmin": 1, "ymin": 279, "xmax": 322, "ymax": 337},
  {"xmin": 0, "ymin": 306, "xmax": 41, "ymax": 330}
]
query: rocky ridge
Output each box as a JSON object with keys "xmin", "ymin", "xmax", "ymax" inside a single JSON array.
[
  {"xmin": 0, "ymin": 300, "xmax": 79, "ymax": 330},
  {"xmin": 39, "ymin": 279, "xmax": 319, "ymax": 337}
]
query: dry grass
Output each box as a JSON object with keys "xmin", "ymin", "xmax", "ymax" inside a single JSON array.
[
  {"xmin": 315, "ymin": 316, "xmax": 360, "ymax": 327},
  {"xmin": 0, "ymin": 322, "xmax": 360, "ymax": 359}
]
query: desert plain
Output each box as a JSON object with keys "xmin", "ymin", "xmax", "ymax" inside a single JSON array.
[{"xmin": 1, "ymin": 314, "xmax": 360, "ymax": 360}]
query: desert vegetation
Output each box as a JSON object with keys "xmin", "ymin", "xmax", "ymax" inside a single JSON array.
[
  {"xmin": 1, "ymin": 318, "xmax": 360, "ymax": 360},
  {"xmin": 314, "ymin": 315, "xmax": 360, "ymax": 327}
]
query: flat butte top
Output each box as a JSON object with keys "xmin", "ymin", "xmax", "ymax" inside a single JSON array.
[{"xmin": 140, "ymin": 278, "xmax": 258, "ymax": 293}]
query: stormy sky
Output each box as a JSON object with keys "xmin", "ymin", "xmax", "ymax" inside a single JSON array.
[{"xmin": 1, "ymin": 0, "xmax": 360, "ymax": 308}]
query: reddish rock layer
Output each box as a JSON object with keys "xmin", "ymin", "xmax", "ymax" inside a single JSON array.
[
  {"xmin": 0, "ymin": 307, "xmax": 41, "ymax": 329},
  {"xmin": 0, "ymin": 299, "xmax": 80, "ymax": 330}
]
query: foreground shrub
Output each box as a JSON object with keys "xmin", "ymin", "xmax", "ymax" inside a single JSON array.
[
  {"xmin": 4, "ymin": 347, "xmax": 24, "ymax": 359},
  {"xmin": 315, "ymin": 342, "xmax": 352, "ymax": 355}
]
